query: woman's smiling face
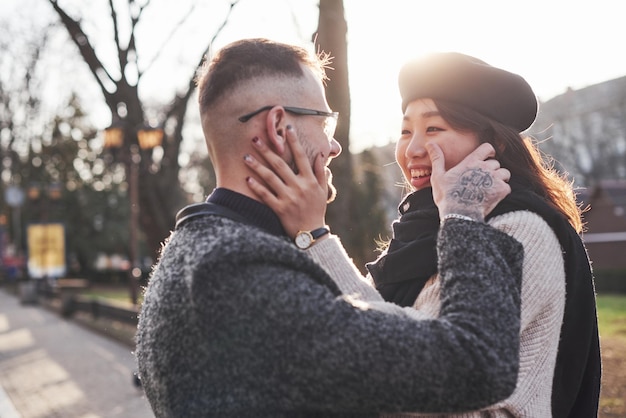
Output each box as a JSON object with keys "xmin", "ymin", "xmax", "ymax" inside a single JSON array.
[{"xmin": 396, "ymin": 98, "xmax": 481, "ymax": 191}]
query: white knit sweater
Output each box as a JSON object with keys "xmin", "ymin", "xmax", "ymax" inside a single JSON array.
[{"xmin": 308, "ymin": 210, "xmax": 566, "ymax": 417}]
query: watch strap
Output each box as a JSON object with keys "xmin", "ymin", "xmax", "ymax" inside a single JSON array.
[{"xmin": 309, "ymin": 226, "xmax": 330, "ymax": 240}]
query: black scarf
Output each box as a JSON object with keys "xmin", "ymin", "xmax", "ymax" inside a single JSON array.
[
  {"xmin": 366, "ymin": 188, "xmax": 439, "ymax": 306},
  {"xmin": 366, "ymin": 182, "xmax": 601, "ymax": 418}
]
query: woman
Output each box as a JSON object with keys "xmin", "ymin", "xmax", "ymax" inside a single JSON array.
[
  {"xmin": 368, "ymin": 52, "xmax": 600, "ymax": 417},
  {"xmin": 246, "ymin": 52, "xmax": 600, "ymax": 417}
]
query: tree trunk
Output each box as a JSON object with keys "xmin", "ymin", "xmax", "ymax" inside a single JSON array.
[{"xmin": 315, "ymin": 0, "xmax": 358, "ymax": 254}]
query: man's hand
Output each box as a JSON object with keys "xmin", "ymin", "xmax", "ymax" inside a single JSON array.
[{"xmin": 427, "ymin": 142, "xmax": 511, "ymax": 222}]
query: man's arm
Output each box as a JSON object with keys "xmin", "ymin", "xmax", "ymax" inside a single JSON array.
[
  {"xmin": 204, "ymin": 220, "xmax": 523, "ymax": 414},
  {"xmin": 306, "ymin": 142, "xmax": 513, "ymax": 308},
  {"xmin": 306, "ymin": 235, "xmax": 384, "ymax": 302}
]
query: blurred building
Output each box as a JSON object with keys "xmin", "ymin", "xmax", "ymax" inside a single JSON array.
[
  {"xmin": 579, "ymin": 181, "xmax": 626, "ymax": 289},
  {"xmin": 531, "ymin": 75, "xmax": 626, "ymax": 187}
]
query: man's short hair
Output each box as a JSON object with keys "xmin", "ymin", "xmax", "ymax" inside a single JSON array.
[{"xmin": 197, "ymin": 38, "xmax": 331, "ymax": 114}]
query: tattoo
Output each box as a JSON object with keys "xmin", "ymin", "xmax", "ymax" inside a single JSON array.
[{"xmin": 450, "ymin": 168, "xmax": 493, "ymax": 205}]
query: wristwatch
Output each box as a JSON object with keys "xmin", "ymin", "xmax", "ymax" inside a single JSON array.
[{"xmin": 294, "ymin": 227, "xmax": 330, "ymax": 249}]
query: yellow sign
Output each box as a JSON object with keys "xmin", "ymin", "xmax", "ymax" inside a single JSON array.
[{"xmin": 27, "ymin": 223, "xmax": 66, "ymax": 278}]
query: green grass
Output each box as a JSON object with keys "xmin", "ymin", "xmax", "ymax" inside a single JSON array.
[
  {"xmin": 78, "ymin": 287, "xmax": 626, "ymax": 335},
  {"xmin": 80, "ymin": 286, "xmax": 144, "ymax": 305},
  {"xmin": 81, "ymin": 288, "xmax": 128, "ymax": 300},
  {"xmin": 596, "ymin": 294, "xmax": 626, "ymax": 340}
]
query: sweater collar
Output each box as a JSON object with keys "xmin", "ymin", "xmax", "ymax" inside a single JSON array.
[{"xmin": 207, "ymin": 188, "xmax": 286, "ymax": 237}]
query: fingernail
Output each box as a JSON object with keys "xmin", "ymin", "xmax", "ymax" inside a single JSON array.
[
  {"xmin": 243, "ymin": 154, "xmax": 252, "ymax": 162},
  {"xmin": 286, "ymin": 125, "xmax": 292, "ymax": 131},
  {"xmin": 252, "ymin": 137, "xmax": 259, "ymax": 143}
]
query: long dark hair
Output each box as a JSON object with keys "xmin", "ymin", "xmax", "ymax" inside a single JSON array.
[{"xmin": 435, "ymin": 99, "xmax": 583, "ymax": 233}]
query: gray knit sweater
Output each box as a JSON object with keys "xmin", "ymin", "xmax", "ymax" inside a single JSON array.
[{"xmin": 136, "ymin": 216, "xmax": 523, "ymax": 417}]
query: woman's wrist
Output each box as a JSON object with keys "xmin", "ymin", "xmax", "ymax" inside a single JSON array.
[{"xmin": 440, "ymin": 211, "xmax": 484, "ymax": 224}]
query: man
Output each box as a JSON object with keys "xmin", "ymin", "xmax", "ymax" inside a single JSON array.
[{"xmin": 136, "ymin": 38, "xmax": 523, "ymax": 417}]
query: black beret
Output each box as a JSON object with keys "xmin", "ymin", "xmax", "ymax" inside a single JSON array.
[{"xmin": 398, "ymin": 52, "xmax": 538, "ymax": 132}]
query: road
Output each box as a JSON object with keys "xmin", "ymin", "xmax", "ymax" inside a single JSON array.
[{"xmin": 0, "ymin": 288, "xmax": 154, "ymax": 417}]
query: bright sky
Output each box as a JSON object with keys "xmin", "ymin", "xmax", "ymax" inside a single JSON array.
[
  {"xmin": 6, "ymin": 0, "xmax": 626, "ymax": 153},
  {"xmin": 341, "ymin": 0, "xmax": 626, "ymax": 151}
]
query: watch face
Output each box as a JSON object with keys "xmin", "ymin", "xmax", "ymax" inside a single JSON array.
[{"xmin": 295, "ymin": 231, "xmax": 313, "ymax": 249}]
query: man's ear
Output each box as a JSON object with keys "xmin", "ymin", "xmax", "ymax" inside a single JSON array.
[{"xmin": 265, "ymin": 107, "xmax": 288, "ymax": 155}]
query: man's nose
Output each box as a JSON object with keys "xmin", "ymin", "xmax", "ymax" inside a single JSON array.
[{"xmin": 329, "ymin": 138, "xmax": 342, "ymax": 158}]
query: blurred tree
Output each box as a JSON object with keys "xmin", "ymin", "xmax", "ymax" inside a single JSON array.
[
  {"xmin": 45, "ymin": 0, "xmax": 241, "ymax": 259},
  {"xmin": 351, "ymin": 149, "xmax": 390, "ymax": 271},
  {"xmin": 19, "ymin": 93, "xmax": 133, "ymax": 276},
  {"xmin": 314, "ymin": 0, "xmax": 362, "ymax": 256},
  {"xmin": 5, "ymin": 0, "xmax": 386, "ymax": 272},
  {"xmin": 1, "ymin": 17, "xmax": 51, "ymax": 255},
  {"xmin": 315, "ymin": 0, "xmax": 389, "ymax": 269},
  {"xmin": 0, "ymin": 16, "xmax": 135, "ymax": 275}
]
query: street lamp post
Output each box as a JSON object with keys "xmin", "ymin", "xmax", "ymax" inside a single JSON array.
[
  {"xmin": 4, "ymin": 186, "xmax": 25, "ymax": 256},
  {"xmin": 4, "ymin": 186, "xmax": 26, "ymax": 281},
  {"xmin": 103, "ymin": 123, "xmax": 163, "ymax": 306}
]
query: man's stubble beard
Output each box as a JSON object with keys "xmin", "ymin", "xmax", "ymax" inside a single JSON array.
[{"xmin": 287, "ymin": 130, "xmax": 337, "ymax": 204}]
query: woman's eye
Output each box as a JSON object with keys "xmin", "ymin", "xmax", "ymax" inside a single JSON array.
[
  {"xmin": 426, "ymin": 126, "xmax": 442, "ymax": 132},
  {"xmin": 401, "ymin": 129, "xmax": 411, "ymax": 136}
]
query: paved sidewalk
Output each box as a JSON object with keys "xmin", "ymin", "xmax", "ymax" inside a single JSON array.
[{"xmin": 0, "ymin": 288, "xmax": 154, "ymax": 417}]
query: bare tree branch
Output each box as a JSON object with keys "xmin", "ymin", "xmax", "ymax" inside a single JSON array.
[
  {"xmin": 126, "ymin": 0, "xmax": 148, "ymax": 80},
  {"xmin": 139, "ymin": 3, "xmax": 198, "ymax": 77},
  {"xmin": 208, "ymin": 1, "xmax": 241, "ymax": 53},
  {"xmin": 108, "ymin": 0, "xmax": 130, "ymax": 79},
  {"xmin": 164, "ymin": 0, "xmax": 241, "ymax": 124},
  {"xmin": 44, "ymin": 0, "xmax": 244, "ymax": 259},
  {"xmin": 47, "ymin": 0, "xmax": 116, "ymax": 104}
]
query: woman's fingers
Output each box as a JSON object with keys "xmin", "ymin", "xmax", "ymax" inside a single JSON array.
[
  {"xmin": 243, "ymin": 154, "xmax": 282, "ymax": 205},
  {"xmin": 284, "ymin": 126, "xmax": 329, "ymax": 193},
  {"xmin": 426, "ymin": 142, "xmax": 445, "ymax": 181},
  {"xmin": 243, "ymin": 129, "xmax": 328, "ymax": 238},
  {"xmin": 469, "ymin": 142, "xmax": 497, "ymax": 161},
  {"xmin": 243, "ymin": 151, "xmax": 288, "ymax": 197},
  {"xmin": 282, "ymin": 126, "xmax": 328, "ymax": 198},
  {"xmin": 250, "ymin": 136, "xmax": 295, "ymax": 188},
  {"xmin": 496, "ymin": 167, "xmax": 511, "ymax": 182},
  {"xmin": 285, "ymin": 126, "xmax": 312, "ymax": 177}
]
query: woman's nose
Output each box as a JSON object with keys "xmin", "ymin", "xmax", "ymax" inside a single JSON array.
[{"xmin": 405, "ymin": 135, "xmax": 427, "ymax": 158}]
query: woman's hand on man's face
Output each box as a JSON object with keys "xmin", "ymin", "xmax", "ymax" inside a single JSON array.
[{"xmin": 243, "ymin": 126, "xmax": 328, "ymax": 239}]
